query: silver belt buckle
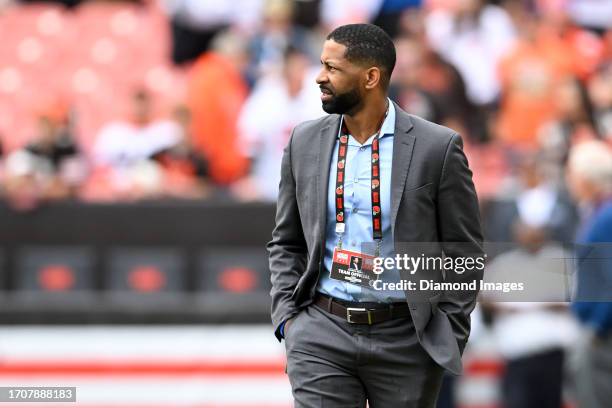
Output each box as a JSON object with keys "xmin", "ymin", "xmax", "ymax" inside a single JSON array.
[{"xmin": 346, "ymin": 307, "xmax": 366, "ymax": 324}]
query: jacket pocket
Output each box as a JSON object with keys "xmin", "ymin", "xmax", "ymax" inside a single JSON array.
[{"xmin": 404, "ymin": 182, "xmax": 433, "ymax": 196}]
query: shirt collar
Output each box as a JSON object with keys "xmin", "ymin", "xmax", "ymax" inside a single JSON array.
[
  {"xmin": 338, "ymin": 98, "xmax": 396, "ymax": 142},
  {"xmin": 380, "ymin": 98, "xmax": 395, "ymax": 138}
]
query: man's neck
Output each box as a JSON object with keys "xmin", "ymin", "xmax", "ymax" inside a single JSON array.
[{"xmin": 343, "ymin": 97, "xmax": 389, "ymax": 145}]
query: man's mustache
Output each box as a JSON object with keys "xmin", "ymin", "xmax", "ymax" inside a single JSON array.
[{"xmin": 319, "ymin": 86, "xmax": 333, "ymax": 95}]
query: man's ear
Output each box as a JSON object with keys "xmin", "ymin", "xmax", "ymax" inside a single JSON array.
[{"xmin": 364, "ymin": 67, "xmax": 381, "ymax": 90}]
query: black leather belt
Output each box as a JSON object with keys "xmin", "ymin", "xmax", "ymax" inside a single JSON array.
[{"xmin": 314, "ymin": 293, "xmax": 411, "ymax": 324}]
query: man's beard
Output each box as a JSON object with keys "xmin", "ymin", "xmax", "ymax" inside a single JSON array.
[{"xmin": 321, "ymin": 87, "xmax": 361, "ymax": 114}]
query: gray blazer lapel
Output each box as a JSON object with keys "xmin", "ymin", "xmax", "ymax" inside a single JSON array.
[
  {"xmin": 318, "ymin": 115, "xmax": 341, "ymax": 244},
  {"xmin": 390, "ymin": 102, "xmax": 415, "ymax": 239}
]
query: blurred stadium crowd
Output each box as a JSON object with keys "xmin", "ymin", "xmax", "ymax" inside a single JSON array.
[{"xmin": 0, "ymin": 0, "xmax": 609, "ymax": 209}]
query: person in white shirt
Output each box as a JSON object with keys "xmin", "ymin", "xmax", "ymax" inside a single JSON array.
[
  {"xmin": 234, "ymin": 46, "xmax": 324, "ymax": 201},
  {"xmin": 94, "ymin": 90, "xmax": 180, "ymax": 168},
  {"xmin": 482, "ymin": 220, "xmax": 578, "ymax": 408},
  {"xmin": 425, "ymin": 0, "xmax": 516, "ymax": 106}
]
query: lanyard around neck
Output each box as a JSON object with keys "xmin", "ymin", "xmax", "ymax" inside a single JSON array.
[{"xmin": 334, "ymin": 110, "xmax": 387, "ymax": 252}]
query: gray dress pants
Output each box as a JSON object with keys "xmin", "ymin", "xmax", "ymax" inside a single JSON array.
[
  {"xmin": 570, "ymin": 330, "xmax": 612, "ymax": 408},
  {"xmin": 284, "ymin": 303, "xmax": 444, "ymax": 408}
]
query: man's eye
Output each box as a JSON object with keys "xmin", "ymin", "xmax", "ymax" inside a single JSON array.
[{"xmin": 328, "ymin": 66, "xmax": 336, "ymax": 72}]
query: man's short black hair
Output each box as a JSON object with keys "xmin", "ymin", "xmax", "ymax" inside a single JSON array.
[{"xmin": 327, "ymin": 23, "xmax": 396, "ymax": 88}]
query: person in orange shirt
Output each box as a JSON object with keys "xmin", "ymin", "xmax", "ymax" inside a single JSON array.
[
  {"xmin": 535, "ymin": 0, "xmax": 604, "ymax": 81},
  {"xmin": 496, "ymin": 1, "xmax": 604, "ymax": 150},
  {"xmin": 186, "ymin": 31, "xmax": 250, "ymax": 185},
  {"xmin": 496, "ymin": 11, "xmax": 573, "ymax": 150}
]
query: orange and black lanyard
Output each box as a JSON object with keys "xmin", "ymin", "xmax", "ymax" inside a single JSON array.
[{"xmin": 334, "ymin": 111, "xmax": 387, "ymax": 256}]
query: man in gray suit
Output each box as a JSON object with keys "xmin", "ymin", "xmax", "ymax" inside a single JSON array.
[{"xmin": 268, "ymin": 24, "xmax": 483, "ymax": 407}]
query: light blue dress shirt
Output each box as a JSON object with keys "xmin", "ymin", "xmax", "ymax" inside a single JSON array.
[{"xmin": 316, "ymin": 100, "xmax": 404, "ymax": 302}]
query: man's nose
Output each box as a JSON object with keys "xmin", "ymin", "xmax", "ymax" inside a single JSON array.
[{"xmin": 316, "ymin": 68, "xmax": 327, "ymax": 85}]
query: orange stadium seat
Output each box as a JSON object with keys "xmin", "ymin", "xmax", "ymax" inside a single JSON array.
[{"xmin": 0, "ymin": 1, "xmax": 186, "ymax": 153}]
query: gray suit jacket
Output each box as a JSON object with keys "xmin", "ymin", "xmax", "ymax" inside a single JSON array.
[{"xmin": 268, "ymin": 101, "xmax": 484, "ymax": 375}]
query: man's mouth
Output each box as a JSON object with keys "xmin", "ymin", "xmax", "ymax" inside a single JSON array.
[{"xmin": 320, "ymin": 87, "xmax": 333, "ymax": 101}]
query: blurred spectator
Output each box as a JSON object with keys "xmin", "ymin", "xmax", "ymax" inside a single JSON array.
[
  {"xmin": 587, "ymin": 64, "xmax": 612, "ymax": 142},
  {"xmin": 151, "ymin": 105, "xmax": 211, "ymax": 199},
  {"xmin": 485, "ymin": 152, "xmax": 578, "ymax": 245},
  {"xmin": 292, "ymin": 0, "xmax": 322, "ymax": 30},
  {"xmin": 533, "ymin": 0, "xmax": 605, "ymax": 80},
  {"xmin": 26, "ymin": 112, "xmax": 85, "ymax": 198},
  {"xmin": 320, "ymin": 0, "xmax": 383, "ymax": 28},
  {"xmin": 26, "ymin": 114, "xmax": 78, "ymax": 172},
  {"xmin": 0, "ymin": 0, "xmax": 14, "ymax": 10},
  {"xmin": 247, "ymin": 0, "xmax": 314, "ymax": 81},
  {"xmin": 495, "ymin": 7, "xmax": 573, "ymax": 150},
  {"xmin": 416, "ymin": 48, "xmax": 470, "ymax": 123},
  {"xmin": 567, "ymin": 0, "xmax": 612, "ymax": 32},
  {"xmin": 3, "ymin": 110, "xmax": 85, "ymax": 209},
  {"xmin": 18, "ymin": 0, "xmax": 86, "ymax": 7},
  {"xmin": 391, "ymin": 33, "xmax": 488, "ymax": 141},
  {"xmin": 425, "ymin": 0, "xmax": 516, "ymax": 106},
  {"xmin": 483, "ymin": 220, "xmax": 578, "ymax": 408},
  {"xmin": 371, "ymin": 0, "xmax": 421, "ymax": 38},
  {"xmin": 87, "ymin": 89, "xmax": 180, "ymax": 201},
  {"xmin": 566, "ymin": 141, "xmax": 612, "ymax": 408},
  {"xmin": 93, "ymin": 89, "xmax": 180, "ymax": 168},
  {"xmin": 2, "ymin": 150, "xmax": 41, "ymax": 210},
  {"xmin": 539, "ymin": 76, "xmax": 600, "ymax": 170},
  {"xmin": 185, "ymin": 30, "xmax": 250, "ymax": 185},
  {"xmin": 390, "ymin": 35, "xmax": 440, "ymax": 123},
  {"xmin": 234, "ymin": 46, "xmax": 323, "ymax": 201},
  {"xmin": 19, "ymin": 0, "xmax": 144, "ymax": 7},
  {"xmin": 163, "ymin": 0, "xmax": 263, "ymax": 64},
  {"xmin": 396, "ymin": 6, "xmax": 428, "ymax": 40}
]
